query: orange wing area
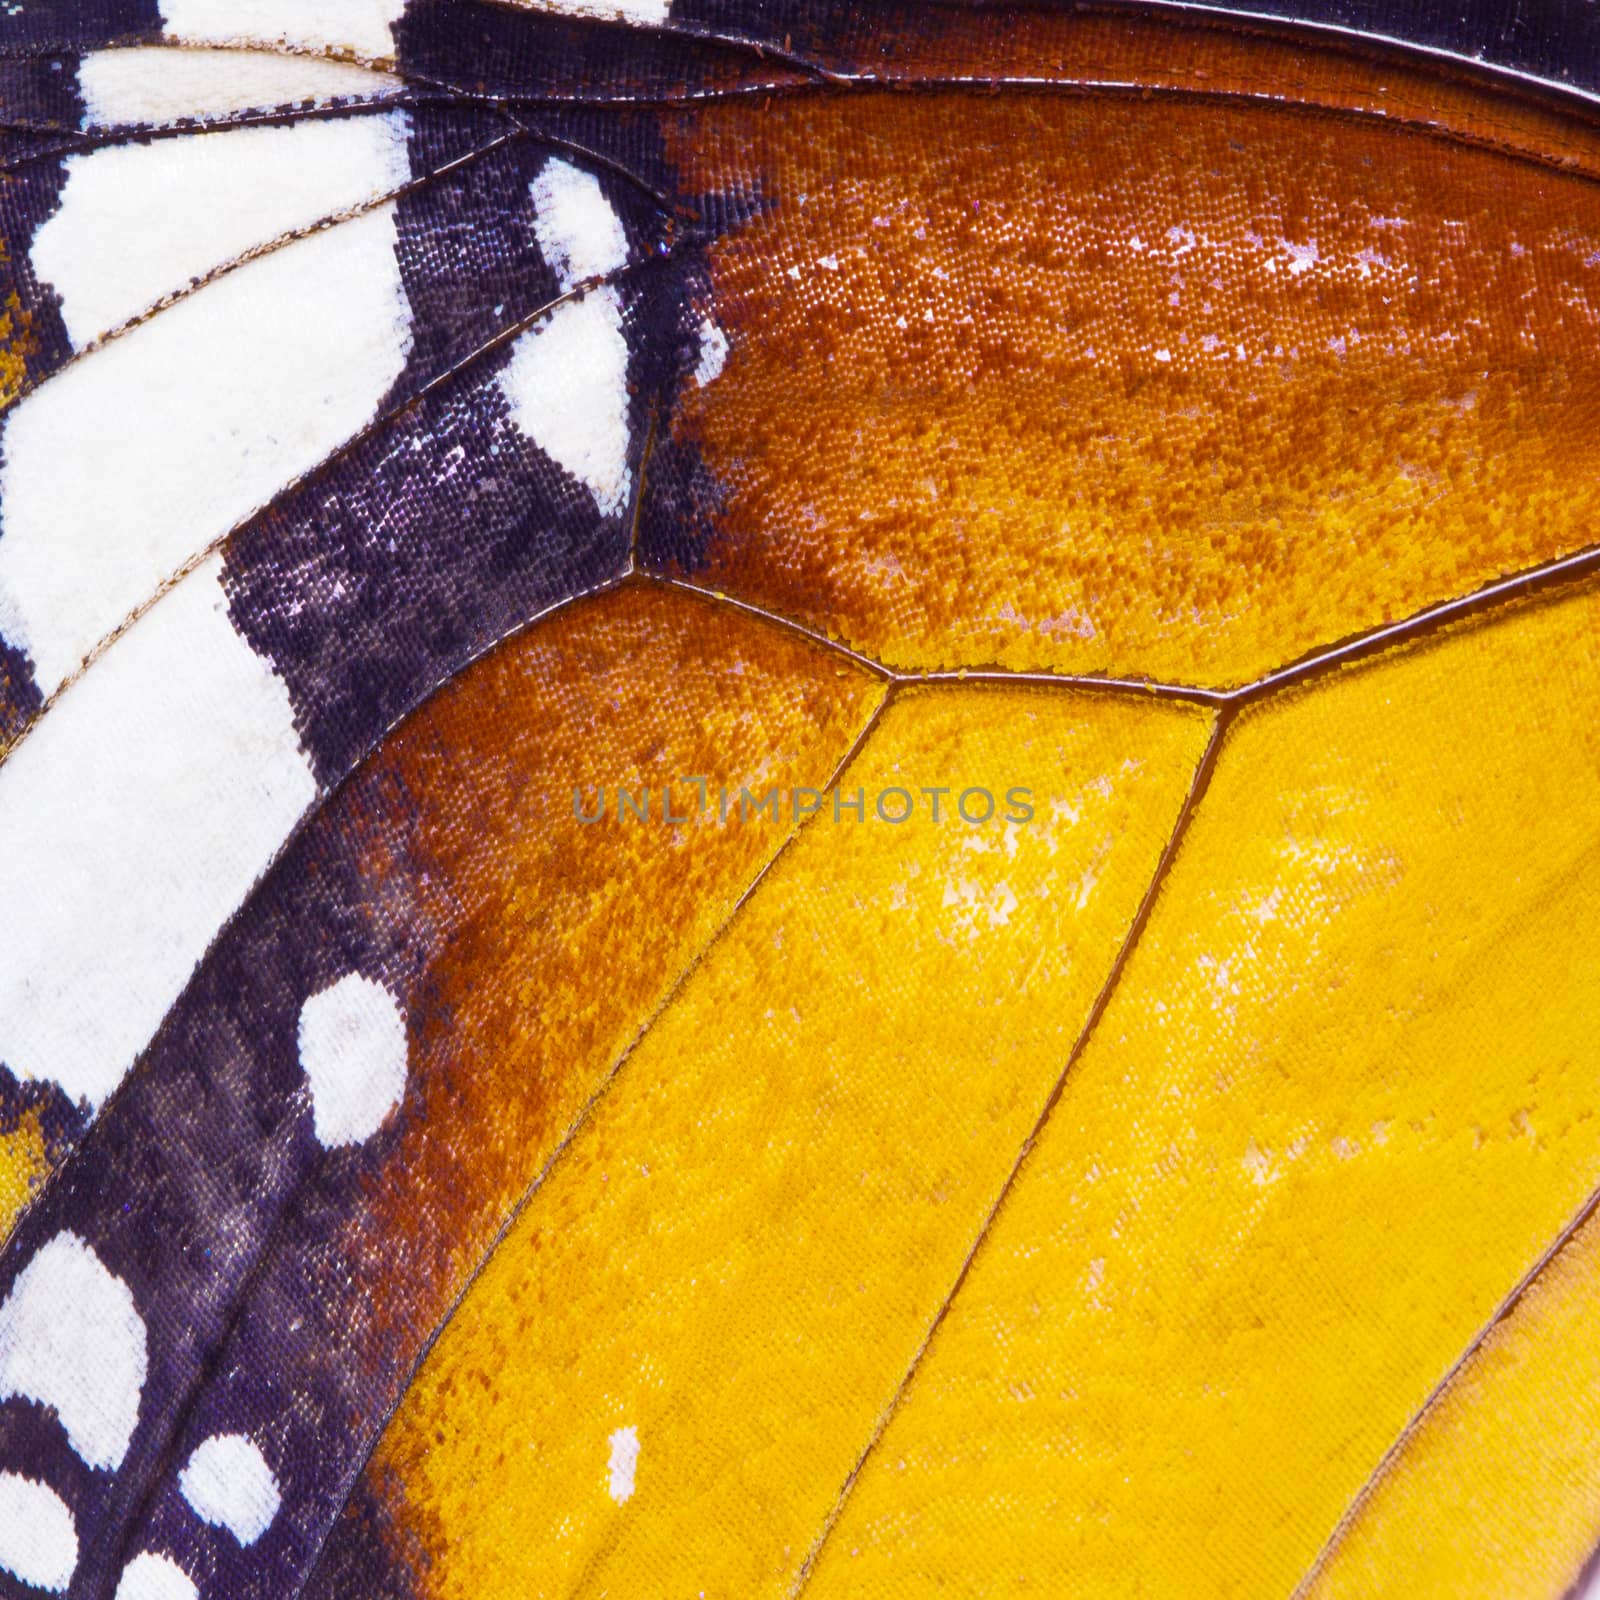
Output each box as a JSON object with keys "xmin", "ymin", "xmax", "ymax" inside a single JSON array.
[
  {"xmin": 798, "ymin": 582, "xmax": 1600, "ymax": 1598},
  {"xmin": 309, "ymin": 682, "xmax": 1215, "ymax": 1598},
  {"xmin": 496, "ymin": 1, "xmax": 1600, "ymax": 175},
  {"xmin": 308, "ymin": 573, "xmax": 1600, "ymax": 1599},
  {"xmin": 643, "ymin": 86, "xmax": 1600, "ymax": 688},
  {"xmin": 813, "ymin": 9, "xmax": 1600, "ymax": 174},
  {"xmin": 70, "ymin": 574, "xmax": 1567, "ymax": 1600},
  {"xmin": 296, "ymin": 34, "xmax": 1600, "ymax": 1595}
]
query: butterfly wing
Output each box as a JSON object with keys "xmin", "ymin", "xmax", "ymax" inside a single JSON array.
[
  {"xmin": 0, "ymin": 6, "xmax": 1598, "ymax": 1600},
  {"xmin": 0, "ymin": 43, "xmax": 686, "ymax": 1152}
]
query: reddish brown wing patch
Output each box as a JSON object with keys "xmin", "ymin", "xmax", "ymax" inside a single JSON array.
[{"xmin": 642, "ymin": 81, "xmax": 1600, "ymax": 688}]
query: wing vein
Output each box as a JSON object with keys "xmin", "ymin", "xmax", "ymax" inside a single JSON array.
[
  {"xmin": 4, "ymin": 114, "xmax": 523, "ymax": 394},
  {"xmin": 0, "ymin": 236, "xmax": 680, "ymax": 780},
  {"xmin": 1287, "ymin": 1166, "xmax": 1600, "ymax": 1600},
  {"xmin": 283, "ymin": 629, "xmax": 893, "ymax": 1600},
  {"xmin": 788, "ymin": 701, "xmax": 1233, "ymax": 1596}
]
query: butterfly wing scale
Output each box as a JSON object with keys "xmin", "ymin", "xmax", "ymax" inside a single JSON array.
[{"xmin": 0, "ymin": 6, "xmax": 1598, "ymax": 1600}]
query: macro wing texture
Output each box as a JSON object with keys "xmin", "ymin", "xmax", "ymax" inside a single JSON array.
[{"xmin": 0, "ymin": 5, "xmax": 1597, "ymax": 1600}]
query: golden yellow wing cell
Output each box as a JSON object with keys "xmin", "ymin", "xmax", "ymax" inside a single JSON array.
[
  {"xmin": 0, "ymin": 1107, "xmax": 47, "ymax": 1243},
  {"xmin": 804, "ymin": 582, "xmax": 1600, "ymax": 1598},
  {"xmin": 337, "ymin": 685, "xmax": 1215, "ymax": 1599},
  {"xmin": 1303, "ymin": 1197, "xmax": 1600, "ymax": 1598},
  {"xmin": 648, "ymin": 90, "xmax": 1600, "ymax": 687}
]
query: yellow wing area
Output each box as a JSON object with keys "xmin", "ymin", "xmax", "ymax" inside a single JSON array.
[
  {"xmin": 0, "ymin": 1111, "xmax": 47, "ymax": 1240},
  {"xmin": 804, "ymin": 583, "xmax": 1600, "ymax": 1597},
  {"xmin": 350, "ymin": 684, "xmax": 1215, "ymax": 1597},
  {"xmin": 1303, "ymin": 1199, "xmax": 1600, "ymax": 1600},
  {"xmin": 0, "ymin": 18, "xmax": 1595, "ymax": 1591}
]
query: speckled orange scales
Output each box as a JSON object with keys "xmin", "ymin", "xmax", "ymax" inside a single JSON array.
[{"xmin": 0, "ymin": 5, "xmax": 1597, "ymax": 1600}]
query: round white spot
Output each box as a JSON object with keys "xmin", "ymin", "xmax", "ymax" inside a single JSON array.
[
  {"xmin": 0, "ymin": 1473, "xmax": 77, "ymax": 1592},
  {"xmin": 530, "ymin": 157, "xmax": 628, "ymax": 289},
  {"xmin": 114, "ymin": 1552, "xmax": 197, "ymax": 1600},
  {"xmin": 607, "ymin": 1425, "xmax": 639, "ymax": 1504},
  {"xmin": 0, "ymin": 1230, "xmax": 148, "ymax": 1471},
  {"xmin": 178, "ymin": 1433, "xmax": 281, "ymax": 1547},
  {"xmin": 296, "ymin": 972, "xmax": 408, "ymax": 1147}
]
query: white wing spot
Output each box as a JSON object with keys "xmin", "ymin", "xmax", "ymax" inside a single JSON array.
[
  {"xmin": 0, "ymin": 562, "xmax": 319, "ymax": 1111},
  {"xmin": 531, "ymin": 157, "xmax": 629, "ymax": 289},
  {"xmin": 33, "ymin": 113, "xmax": 413, "ymax": 351},
  {"xmin": 693, "ymin": 318, "xmax": 729, "ymax": 387},
  {"xmin": 114, "ymin": 1553, "xmax": 198, "ymax": 1600},
  {"xmin": 78, "ymin": 47, "xmax": 401, "ymax": 129},
  {"xmin": 511, "ymin": 159, "xmax": 635, "ymax": 513},
  {"xmin": 607, "ymin": 1425, "xmax": 640, "ymax": 1503},
  {"xmin": 297, "ymin": 973, "xmax": 409, "ymax": 1148},
  {"xmin": 498, "ymin": 289, "xmax": 632, "ymax": 516},
  {"xmin": 178, "ymin": 1434, "xmax": 281, "ymax": 1547},
  {"xmin": 0, "ymin": 203, "xmax": 411, "ymax": 698},
  {"xmin": 0, "ymin": 1473, "xmax": 77, "ymax": 1592},
  {"xmin": 0, "ymin": 1232, "xmax": 147, "ymax": 1472},
  {"xmin": 156, "ymin": 0, "xmax": 405, "ymax": 62}
]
